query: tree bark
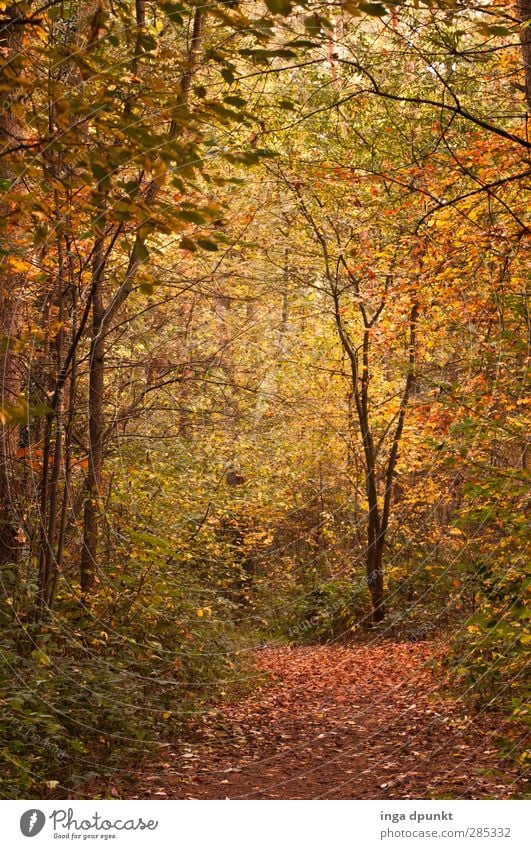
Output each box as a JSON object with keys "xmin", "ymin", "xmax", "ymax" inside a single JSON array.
[
  {"xmin": 0, "ymin": 4, "xmax": 28, "ymax": 567},
  {"xmin": 367, "ymin": 302, "xmax": 418, "ymax": 624},
  {"xmin": 517, "ymin": 0, "xmax": 531, "ymax": 111},
  {"xmin": 331, "ymin": 269, "xmax": 417, "ymax": 625},
  {"xmin": 80, "ymin": 231, "xmax": 106, "ymax": 593}
]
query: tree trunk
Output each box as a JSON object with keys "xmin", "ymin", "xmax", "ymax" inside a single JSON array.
[
  {"xmin": 0, "ymin": 296, "xmax": 22, "ymax": 566},
  {"xmin": 367, "ymin": 536, "xmax": 385, "ymax": 623},
  {"xmin": 361, "ymin": 413, "xmax": 385, "ymax": 624},
  {"xmin": 0, "ymin": 5, "xmax": 27, "ymax": 567},
  {"xmin": 80, "ymin": 236, "xmax": 105, "ymax": 593},
  {"xmin": 517, "ymin": 0, "xmax": 531, "ymax": 111}
]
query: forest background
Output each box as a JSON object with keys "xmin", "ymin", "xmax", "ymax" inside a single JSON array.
[{"xmin": 0, "ymin": 0, "xmax": 529, "ymax": 798}]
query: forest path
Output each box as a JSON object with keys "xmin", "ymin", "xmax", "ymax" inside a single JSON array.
[{"xmin": 132, "ymin": 642, "xmax": 522, "ymax": 799}]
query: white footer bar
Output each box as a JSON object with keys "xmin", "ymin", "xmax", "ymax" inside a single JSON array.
[{"xmin": 3, "ymin": 799, "xmax": 529, "ymax": 849}]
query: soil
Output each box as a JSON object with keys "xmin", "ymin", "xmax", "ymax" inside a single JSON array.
[{"xmin": 125, "ymin": 642, "xmax": 527, "ymax": 800}]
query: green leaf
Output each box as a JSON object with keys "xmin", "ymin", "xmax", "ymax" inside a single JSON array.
[
  {"xmin": 133, "ymin": 240, "xmax": 149, "ymax": 262},
  {"xmin": 478, "ymin": 24, "xmax": 512, "ymax": 37},
  {"xmin": 304, "ymin": 15, "xmax": 322, "ymax": 35},
  {"xmin": 179, "ymin": 237, "xmax": 196, "ymax": 252},
  {"xmin": 204, "ymin": 101, "xmax": 247, "ymax": 122},
  {"xmin": 91, "ymin": 163, "xmax": 109, "ymax": 185},
  {"xmin": 196, "ymin": 239, "xmax": 219, "ymax": 252},
  {"xmin": 177, "ymin": 209, "xmax": 206, "ymax": 225},
  {"xmin": 159, "ymin": 1, "xmax": 185, "ymax": 23},
  {"xmin": 224, "ymin": 95, "xmax": 247, "ymax": 108},
  {"xmin": 220, "ymin": 68, "xmax": 235, "ymax": 85},
  {"xmin": 287, "ymin": 39, "xmax": 318, "ymax": 48},
  {"xmin": 265, "ymin": 0, "xmax": 293, "ymax": 15},
  {"xmin": 359, "ymin": 2, "xmax": 388, "ymax": 16},
  {"xmin": 138, "ymin": 32, "xmax": 157, "ymax": 52}
]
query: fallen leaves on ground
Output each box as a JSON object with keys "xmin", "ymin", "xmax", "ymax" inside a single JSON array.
[{"xmin": 126, "ymin": 642, "xmax": 526, "ymax": 799}]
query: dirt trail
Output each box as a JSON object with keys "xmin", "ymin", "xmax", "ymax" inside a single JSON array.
[{"xmin": 130, "ymin": 642, "xmax": 524, "ymax": 799}]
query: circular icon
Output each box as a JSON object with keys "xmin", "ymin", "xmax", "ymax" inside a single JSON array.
[{"xmin": 20, "ymin": 810, "xmax": 46, "ymax": 837}]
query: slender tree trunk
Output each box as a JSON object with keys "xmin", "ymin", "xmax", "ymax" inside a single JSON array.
[
  {"xmin": 332, "ymin": 275, "xmax": 418, "ymax": 624},
  {"xmin": 42, "ymin": 258, "xmax": 66, "ymax": 609},
  {"xmin": 34, "ymin": 29, "xmax": 80, "ymax": 611},
  {"xmin": 367, "ymin": 536, "xmax": 385, "ymax": 623},
  {"xmin": 80, "ymin": 233, "xmax": 106, "ymax": 593},
  {"xmin": 0, "ymin": 278, "xmax": 23, "ymax": 566},
  {"xmin": 0, "ymin": 5, "xmax": 28, "ymax": 567},
  {"xmin": 51, "ymin": 293, "xmax": 77, "ymax": 609},
  {"xmin": 517, "ymin": 0, "xmax": 531, "ymax": 111},
  {"xmin": 356, "ymin": 325, "xmax": 385, "ymax": 622}
]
